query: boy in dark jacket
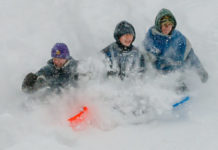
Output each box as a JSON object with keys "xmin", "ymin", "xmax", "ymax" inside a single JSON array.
[
  {"xmin": 102, "ymin": 21, "xmax": 146, "ymax": 80},
  {"xmin": 22, "ymin": 43, "xmax": 78, "ymax": 93}
]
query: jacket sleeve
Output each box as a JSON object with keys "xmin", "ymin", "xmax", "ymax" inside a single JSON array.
[
  {"xmin": 34, "ymin": 66, "xmax": 50, "ymax": 89},
  {"xmin": 101, "ymin": 45, "xmax": 119, "ymax": 77},
  {"xmin": 184, "ymin": 39, "xmax": 208, "ymax": 83},
  {"xmin": 66, "ymin": 60, "xmax": 78, "ymax": 87},
  {"xmin": 138, "ymin": 51, "xmax": 147, "ymax": 73},
  {"xmin": 69, "ymin": 60, "xmax": 79, "ymax": 81},
  {"xmin": 143, "ymin": 30, "xmax": 160, "ymax": 63},
  {"xmin": 102, "ymin": 46, "xmax": 113, "ymax": 68}
]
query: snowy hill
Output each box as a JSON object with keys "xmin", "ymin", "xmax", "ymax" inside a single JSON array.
[{"xmin": 1, "ymin": 0, "xmax": 218, "ymax": 150}]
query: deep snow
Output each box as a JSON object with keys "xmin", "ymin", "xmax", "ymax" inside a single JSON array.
[{"xmin": 1, "ymin": 0, "xmax": 218, "ymax": 150}]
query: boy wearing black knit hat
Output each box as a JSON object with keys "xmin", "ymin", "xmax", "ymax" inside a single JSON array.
[{"xmin": 101, "ymin": 21, "xmax": 146, "ymax": 80}]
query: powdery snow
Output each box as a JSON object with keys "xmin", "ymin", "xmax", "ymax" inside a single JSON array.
[{"xmin": 0, "ymin": 0, "xmax": 218, "ymax": 150}]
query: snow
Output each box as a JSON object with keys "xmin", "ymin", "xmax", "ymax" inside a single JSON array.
[{"xmin": 1, "ymin": 0, "xmax": 218, "ymax": 150}]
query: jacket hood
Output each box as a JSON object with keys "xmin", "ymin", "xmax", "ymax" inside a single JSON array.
[
  {"xmin": 155, "ymin": 8, "xmax": 177, "ymax": 33},
  {"xmin": 114, "ymin": 21, "xmax": 136, "ymax": 42}
]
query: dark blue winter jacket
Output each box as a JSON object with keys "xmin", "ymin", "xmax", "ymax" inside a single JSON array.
[{"xmin": 36, "ymin": 57, "xmax": 78, "ymax": 90}]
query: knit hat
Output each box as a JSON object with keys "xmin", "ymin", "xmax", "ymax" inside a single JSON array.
[
  {"xmin": 160, "ymin": 15, "xmax": 175, "ymax": 25},
  {"xmin": 51, "ymin": 43, "xmax": 70, "ymax": 59},
  {"xmin": 114, "ymin": 21, "xmax": 136, "ymax": 42}
]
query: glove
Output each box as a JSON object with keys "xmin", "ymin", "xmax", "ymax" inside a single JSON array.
[
  {"xmin": 156, "ymin": 58, "xmax": 170, "ymax": 70},
  {"xmin": 198, "ymin": 70, "xmax": 208, "ymax": 83},
  {"xmin": 73, "ymin": 73, "xmax": 79, "ymax": 81},
  {"xmin": 176, "ymin": 82, "xmax": 188, "ymax": 93},
  {"xmin": 107, "ymin": 71, "xmax": 117, "ymax": 77},
  {"xmin": 22, "ymin": 73, "xmax": 38, "ymax": 92}
]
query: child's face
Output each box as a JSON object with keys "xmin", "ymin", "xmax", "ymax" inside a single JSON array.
[
  {"xmin": 119, "ymin": 34, "xmax": 134, "ymax": 47},
  {"xmin": 161, "ymin": 22, "xmax": 173, "ymax": 35},
  {"xmin": 53, "ymin": 58, "xmax": 67, "ymax": 68}
]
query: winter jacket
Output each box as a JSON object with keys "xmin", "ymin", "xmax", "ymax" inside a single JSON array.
[
  {"xmin": 35, "ymin": 57, "xmax": 78, "ymax": 91},
  {"xmin": 144, "ymin": 8, "xmax": 208, "ymax": 82},
  {"xmin": 102, "ymin": 42, "xmax": 145, "ymax": 79}
]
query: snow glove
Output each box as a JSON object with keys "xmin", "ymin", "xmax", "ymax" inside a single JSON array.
[
  {"xmin": 197, "ymin": 69, "xmax": 208, "ymax": 83},
  {"xmin": 22, "ymin": 73, "xmax": 47, "ymax": 93},
  {"xmin": 22, "ymin": 73, "xmax": 37, "ymax": 93},
  {"xmin": 156, "ymin": 57, "xmax": 171, "ymax": 70},
  {"xmin": 107, "ymin": 71, "xmax": 126, "ymax": 80},
  {"xmin": 107, "ymin": 71, "xmax": 118, "ymax": 77}
]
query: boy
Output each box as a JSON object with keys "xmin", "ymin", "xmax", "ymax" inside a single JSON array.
[
  {"xmin": 102, "ymin": 21, "xmax": 145, "ymax": 80},
  {"xmin": 144, "ymin": 8, "xmax": 208, "ymax": 83},
  {"xmin": 22, "ymin": 43, "xmax": 78, "ymax": 93}
]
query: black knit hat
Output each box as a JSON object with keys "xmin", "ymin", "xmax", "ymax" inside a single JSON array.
[{"xmin": 114, "ymin": 21, "xmax": 136, "ymax": 42}]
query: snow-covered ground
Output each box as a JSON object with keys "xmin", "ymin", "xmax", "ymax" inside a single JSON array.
[{"xmin": 1, "ymin": 0, "xmax": 218, "ymax": 150}]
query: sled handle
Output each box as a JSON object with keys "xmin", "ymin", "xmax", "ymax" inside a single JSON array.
[
  {"xmin": 68, "ymin": 106, "xmax": 88, "ymax": 122},
  {"xmin": 172, "ymin": 96, "xmax": 190, "ymax": 108}
]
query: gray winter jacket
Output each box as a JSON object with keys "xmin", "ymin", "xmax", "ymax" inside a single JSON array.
[{"xmin": 102, "ymin": 42, "xmax": 145, "ymax": 79}]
